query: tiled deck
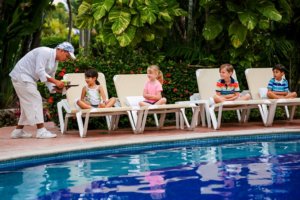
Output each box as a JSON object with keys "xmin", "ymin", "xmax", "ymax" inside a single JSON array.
[{"xmin": 1, "ymin": 120, "xmax": 300, "ymax": 162}]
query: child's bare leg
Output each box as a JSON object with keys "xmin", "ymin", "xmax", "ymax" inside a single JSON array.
[
  {"xmin": 213, "ymin": 95, "xmax": 225, "ymax": 103},
  {"xmin": 267, "ymin": 91, "xmax": 280, "ymax": 99},
  {"xmin": 155, "ymin": 97, "xmax": 167, "ymax": 105},
  {"xmin": 239, "ymin": 93, "xmax": 251, "ymax": 100},
  {"xmin": 77, "ymin": 100, "xmax": 92, "ymax": 109},
  {"xmin": 286, "ymin": 92, "xmax": 297, "ymax": 99},
  {"xmin": 104, "ymin": 97, "xmax": 116, "ymax": 108},
  {"xmin": 139, "ymin": 101, "xmax": 151, "ymax": 107}
]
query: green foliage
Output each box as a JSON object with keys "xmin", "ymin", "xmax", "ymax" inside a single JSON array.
[
  {"xmin": 76, "ymin": 0, "xmax": 187, "ymax": 47},
  {"xmin": 202, "ymin": 16, "xmax": 223, "ymax": 40},
  {"xmin": 228, "ymin": 20, "xmax": 247, "ymax": 48},
  {"xmin": 0, "ymin": 0, "xmax": 50, "ymax": 109}
]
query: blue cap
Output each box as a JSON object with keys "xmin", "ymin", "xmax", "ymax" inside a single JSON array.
[{"xmin": 56, "ymin": 42, "xmax": 76, "ymax": 59}]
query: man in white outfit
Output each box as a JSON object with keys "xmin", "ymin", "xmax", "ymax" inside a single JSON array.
[{"xmin": 9, "ymin": 42, "xmax": 76, "ymax": 139}]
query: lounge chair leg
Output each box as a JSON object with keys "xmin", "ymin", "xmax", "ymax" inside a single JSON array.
[
  {"xmin": 217, "ymin": 105, "xmax": 223, "ymax": 129},
  {"xmin": 244, "ymin": 109, "xmax": 251, "ymax": 122},
  {"xmin": 82, "ymin": 112, "xmax": 90, "ymax": 138},
  {"xmin": 236, "ymin": 110, "xmax": 241, "ymax": 122},
  {"xmin": 63, "ymin": 115, "xmax": 69, "ymax": 134},
  {"xmin": 127, "ymin": 111, "xmax": 138, "ymax": 134},
  {"xmin": 266, "ymin": 102, "xmax": 277, "ymax": 126},
  {"xmin": 154, "ymin": 114, "xmax": 159, "ymax": 127},
  {"xmin": 175, "ymin": 112, "xmax": 179, "ymax": 129},
  {"xmin": 209, "ymin": 106, "xmax": 218, "ymax": 130},
  {"xmin": 140, "ymin": 109, "xmax": 149, "ymax": 133},
  {"xmin": 110, "ymin": 116, "xmax": 116, "ymax": 131},
  {"xmin": 158, "ymin": 113, "xmax": 166, "ymax": 128},
  {"xmin": 290, "ymin": 106, "xmax": 296, "ymax": 121},
  {"xmin": 205, "ymin": 102, "xmax": 211, "ymax": 128},
  {"xmin": 199, "ymin": 105, "xmax": 206, "ymax": 127},
  {"xmin": 114, "ymin": 115, "xmax": 120, "ymax": 129},
  {"xmin": 105, "ymin": 115, "xmax": 112, "ymax": 130},
  {"xmin": 190, "ymin": 106, "xmax": 200, "ymax": 130},
  {"xmin": 180, "ymin": 108, "xmax": 190, "ymax": 129},
  {"xmin": 258, "ymin": 105, "xmax": 267, "ymax": 125},
  {"xmin": 76, "ymin": 111, "xmax": 84, "ymax": 137},
  {"xmin": 284, "ymin": 106, "xmax": 290, "ymax": 119},
  {"xmin": 57, "ymin": 101, "xmax": 65, "ymax": 133}
]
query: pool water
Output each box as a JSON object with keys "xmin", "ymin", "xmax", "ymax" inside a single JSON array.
[{"xmin": 1, "ymin": 139, "xmax": 300, "ymax": 200}]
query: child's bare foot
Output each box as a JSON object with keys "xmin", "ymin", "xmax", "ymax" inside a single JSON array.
[{"xmin": 98, "ymin": 103, "xmax": 106, "ymax": 108}]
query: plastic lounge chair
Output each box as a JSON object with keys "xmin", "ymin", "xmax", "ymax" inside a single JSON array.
[
  {"xmin": 113, "ymin": 74, "xmax": 200, "ymax": 133},
  {"xmin": 196, "ymin": 68, "xmax": 271, "ymax": 129},
  {"xmin": 57, "ymin": 73, "xmax": 139, "ymax": 137},
  {"xmin": 245, "ymin": 68, "xmax": 300, "ymax": 126}
]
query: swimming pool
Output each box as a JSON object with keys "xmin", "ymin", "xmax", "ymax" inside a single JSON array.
[{"xmin": 1, "ymin": 134, "xmax": 300, "ymax": 199}]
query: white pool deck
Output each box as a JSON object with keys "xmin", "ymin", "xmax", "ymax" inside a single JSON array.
[{"xmin": 1, "ymin": 120, "xmax": 300, "ymax": 162}]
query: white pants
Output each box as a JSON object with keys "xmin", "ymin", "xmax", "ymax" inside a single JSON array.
[{"xmin": 12, "ymin": 80, "xmax": 44, "ymax": 126}]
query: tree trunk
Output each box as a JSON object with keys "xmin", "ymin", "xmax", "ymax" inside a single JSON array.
[
  {"xmin": 187, "ymin": 0, "xmax": 193, "ymax": 42},
  {"xmin": 66, "ymin": 0, "xmax": 72, "ymax": 42}
]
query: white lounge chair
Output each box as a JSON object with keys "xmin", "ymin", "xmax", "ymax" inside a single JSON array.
[
  {"xmin": 57, "ymin": 73, "xmax": 139, "ymax": 137},
  {"xmin": 113, "ymin": 74, "xmax": 200, "ymax": 133},
  {"xmin": 196, "ymin": 68, "xmax": 271, "ymax": 129},
  {"xmin": 245, "ymin": 68, "xmax": 300, "ymax": 126}
]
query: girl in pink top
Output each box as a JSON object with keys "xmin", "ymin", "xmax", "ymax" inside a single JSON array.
[{"xmin": 139, "ymin": 65, "xmax": 167, "ymax": 106}]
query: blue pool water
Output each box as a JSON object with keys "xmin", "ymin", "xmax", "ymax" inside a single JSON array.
[{"xmin": 1, "ymin": 138, "xmax": 300, "ymax": 199}]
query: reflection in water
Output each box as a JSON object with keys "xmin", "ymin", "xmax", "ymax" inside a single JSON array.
[{"xmin": 0, "ymin": 140, "xmax": 300, "ymax": 199}]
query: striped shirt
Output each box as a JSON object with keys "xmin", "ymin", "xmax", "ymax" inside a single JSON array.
[
  {"xmin": 216, "ymin": 77, "xmax": 240, "ymax": 95},
  {"xmin": 267, "ymin": 78, "xmax": 289, "ymax": 92}
]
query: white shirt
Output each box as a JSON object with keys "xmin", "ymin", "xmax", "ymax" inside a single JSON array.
[{"xmin": 9, "ymin": 47, "xmax": 58, "ymax": 84}]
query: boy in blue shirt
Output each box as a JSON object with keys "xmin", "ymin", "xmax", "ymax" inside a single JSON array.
[{"xmin": 267, "ymin": 64, "xmax": 297, "ymax": 99}]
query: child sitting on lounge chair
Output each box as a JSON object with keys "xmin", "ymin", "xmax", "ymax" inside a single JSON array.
[
  {"xmin": 267, "ymin": 64, "xmax": 297, "ymax": 99},
  {"xmin": 213, "ymin": 64, "xmax": 250, "ymax": 103},
  {"xmin": 77, "ymin": 69, "xmax": 116, "ymax": 109},
  {"xmin": 139, "ymin": 65, "xmax": 167, "ymax": 106}
]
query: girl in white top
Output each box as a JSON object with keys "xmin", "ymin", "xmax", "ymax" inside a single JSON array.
[{"xmin": 77, "ymin": 69, "xmax": 116, "ymax": 109}]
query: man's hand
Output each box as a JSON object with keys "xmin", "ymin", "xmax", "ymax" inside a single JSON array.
[{"xmin": 56, "ymin": 80, "xmax": 65, "ymax": 89}]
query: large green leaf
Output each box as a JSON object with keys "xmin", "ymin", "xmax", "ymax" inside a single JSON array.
[
  {"xmin": 258, "ymin": 19, "xmax": 270, "ymax": 29},
  {"xmin": 159, "ymin": 10, "xmax": 172, "ymax": 22},
  {"xmin": 228, "ymin": 21, "xmax": 247, "ymax": 48},
  {"xmin": 109, "ymin": 8, "xmax": 131, "ymax": 35},
  {"xmin": 116, "ymin": 0, "xmax": 129, "ymax": 6},
  {"xmin": 170, "ymin": 7, "xmax": 188, "ymax": 17},
  {"xmin": 93, "ymin": 0, "xmax": 115, "ymax": 20},
  {"xmin": 142, "ymin": 29, "xmax": 155, "ymax": 41},
  {"xmin": 257, "ymin": 2, "xmax": 282, "ymax": 21},
  {"xmin": 99, "ymin": 26, "xmax": 118, "ymax": 46},
  {"xmin": 131, "ymin": 15, "xmax": 143, "ymax": 27},
  {"xmin": 202, "ymin": 16, "xmax": 223, "ymax": 40},
  {"xmin": 226, "ymin": 1, "xmax": 242, "ymax": 12},
  {"xmin": 238, "ymin": 11, "xmax": 258, "ymax": 30},
  {"xmin": 139, "ymin": 4, "xmax": 158, "ymax": 25},
  {"xmin": 76, "ymin": 1, "xmax": 95, "ymax": 29},
  {"xmin": 116, "ymin": 25, "xmax": 136, "ymax": 46},
  {"xmin": 199, "ymin": 0, "xmax": 214, "ymax": 7}
]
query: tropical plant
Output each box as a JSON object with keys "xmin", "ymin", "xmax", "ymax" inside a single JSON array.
[
  {"xmin": 0, "ymin": 0, "xmax": 51, "ymax": 109},
  {"xmin": 76, "ymin": 0, "xmax": 187, "ymax": 47}
]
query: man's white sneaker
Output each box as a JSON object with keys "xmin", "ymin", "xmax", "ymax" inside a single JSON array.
[
  {"xmin": 36, "ymin": 128, "xmax": 57, "ymax": 139},
  {"xmin": 11, "ymin": 129, "xmax": 32, "ymax": 139}
]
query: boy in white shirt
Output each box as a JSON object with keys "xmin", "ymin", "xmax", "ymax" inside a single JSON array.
[{"xmin": 9, "ymin": 42, "xmax": 76, "ymax": 139}]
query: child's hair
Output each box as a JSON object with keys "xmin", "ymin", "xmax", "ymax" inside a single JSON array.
[
  {"xmin": 219, "ymin": 64, "xmax": 234, "ymax": 73},
  {"xmin": 148, "ymin": 65, "xmax": 164, "ymax": 84},
  {"xmin": 157, "ymin": 70, "xmax": 164, "ymax": 84},
  {"xmin": 273, "ymin": 64, "xmax": 287, "ymax": 73},
  {"xmin": 85, "ymin": 69, "xmax": 100, "ymax": 85}
]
